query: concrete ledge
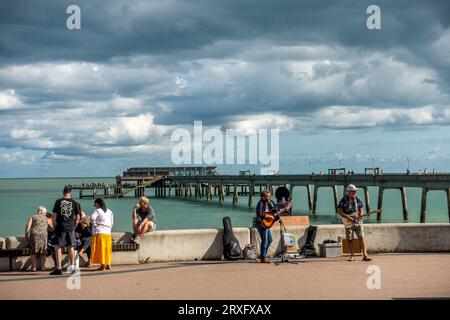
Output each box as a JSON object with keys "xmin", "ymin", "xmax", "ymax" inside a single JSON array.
[
  {"xmin": 257, "ymin": 223, "xmax": 450, "ymax": 256},
  {"xmin": 1, "ymin": 224, "xmax": 449, "ymax": 270},
  {"xmin": 364, "ymin": 223, "xmax": 450, "ymax": 252},
  {"xmin": 138, "ymin": 228, "xmax": 251, "ymax": 263},
  {"xmin": 6, "ymin": 236, "xmax": 28, "ymax": 249},
  {"xmin": 0, "ymin": 257, "xmax": 9, "ymax": 272}
]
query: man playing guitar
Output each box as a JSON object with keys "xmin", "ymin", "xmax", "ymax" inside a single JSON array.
[
  {"xmin": 254, "ymin": 190, "xmax": 285, "ymax": 263},
  {"xmin": 338, "ymin": 184, "xmax": 373, "ymax": 262}
]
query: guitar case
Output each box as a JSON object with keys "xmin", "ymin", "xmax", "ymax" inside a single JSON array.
[
  {"xmin": 222, "ymin": 217, "xmax": 242, "ymax": 261},
  {"xmin": 300, "ymin": 225, "xmax": 318, "ymax": 257}
]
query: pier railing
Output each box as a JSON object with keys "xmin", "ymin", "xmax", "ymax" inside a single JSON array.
[{"xmin": 69, "ymin": 173, "xmax": 450, "ymax": 223}]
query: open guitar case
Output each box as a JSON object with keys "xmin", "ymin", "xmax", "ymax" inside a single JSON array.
[{"xmin": 222, "ymin": 216, "xmax": 242, "ymax": 261}]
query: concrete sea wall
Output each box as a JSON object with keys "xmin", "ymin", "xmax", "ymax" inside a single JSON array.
[{"xmin": 1, "ymin": 223, "xmax": 449, "ymax": 271}]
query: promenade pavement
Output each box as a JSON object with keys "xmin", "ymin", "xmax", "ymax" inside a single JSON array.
[{"xmin": 0, "ymin": 253, "xmax": 449, "ymax": 300}]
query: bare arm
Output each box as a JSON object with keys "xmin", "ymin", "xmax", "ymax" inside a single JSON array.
[
  {"xmin": 25, "ymin": 217, "xmax": 32, "ymax": 239},
  {"xmin": 52, "ymin": 213, "xmax": 57, "ymax": 229}
]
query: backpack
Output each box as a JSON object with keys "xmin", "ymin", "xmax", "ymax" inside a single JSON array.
[{"xmin": 243, "ymin": 244, "xmax": 257, "ymax": 260}]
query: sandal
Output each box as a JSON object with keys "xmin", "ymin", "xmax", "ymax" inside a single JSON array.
[
  {"xmin": 347, "ymin": 257, "xmax": 355, "ymax": 261},
  {"xmin": 362, "ymin": 256, "xmax": 372, "ymax": 261}
]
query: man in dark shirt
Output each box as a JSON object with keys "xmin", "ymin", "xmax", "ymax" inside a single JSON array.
[
  {"xmin": 49, "ymin": 186, "xmax": 81, "ymax": 275},
  {"xmin": 255, "ymin": 190, "xmax": 277, "ymax": 263},
  {"xmin": 338, "ymin": 184, "xmax": 371, "ymax": 262}
]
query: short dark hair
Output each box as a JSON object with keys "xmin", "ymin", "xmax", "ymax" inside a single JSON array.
[{"xmin": 63, "ymin": 186, "xmax": 72, "ymax": 194}]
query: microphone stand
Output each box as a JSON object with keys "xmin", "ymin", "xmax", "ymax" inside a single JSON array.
[{"xmin": 274, "ymin": 217, "xmax": 298, "ymax": 265}]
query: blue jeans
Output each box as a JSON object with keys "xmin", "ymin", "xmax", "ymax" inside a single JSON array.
[{"xmin": 257, "ymin": 226, "xmax": 273, "ymax": 259}]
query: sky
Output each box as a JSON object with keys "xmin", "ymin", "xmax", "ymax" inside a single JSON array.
[{"xmin": 0, "ymin": 0, "xmax": 449, "ymax": 177}]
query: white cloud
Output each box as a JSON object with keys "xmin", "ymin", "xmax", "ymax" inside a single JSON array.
[{"xmin": 0, "ymin": 89, "xmax": 23, "ymax": 110}]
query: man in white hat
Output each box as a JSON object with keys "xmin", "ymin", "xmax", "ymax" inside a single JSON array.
[{"xmin": 338, "ymin": 184, "xmax": 372, "ymax": 261}]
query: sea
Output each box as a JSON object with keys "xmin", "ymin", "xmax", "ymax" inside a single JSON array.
[{"xmin": 0, "ymin": 177, "xmax": 448, "ymax": 238}]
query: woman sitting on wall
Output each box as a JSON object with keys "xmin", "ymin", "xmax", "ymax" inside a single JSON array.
[{"xmin": 75, "ymin": 215, "xmax": 93, "ymax": 268}]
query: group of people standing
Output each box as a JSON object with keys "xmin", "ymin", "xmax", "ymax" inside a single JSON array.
[
  {"xmin": 25, "ymin": 186, "xmax": 112, "ymax": 274},
  {"xmin": 25, "ymin": 187, "xmax": 157, "ymax": 274}
]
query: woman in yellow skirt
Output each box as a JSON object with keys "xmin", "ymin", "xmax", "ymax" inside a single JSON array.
[{"xmin": 90, "ymin": 198, "xmax": 114, "ymax": 271}]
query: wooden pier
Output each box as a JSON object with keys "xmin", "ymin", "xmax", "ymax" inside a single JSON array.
[{"xmin": 69, "ymin": 167, "xmax": 450, "ymax": 223}]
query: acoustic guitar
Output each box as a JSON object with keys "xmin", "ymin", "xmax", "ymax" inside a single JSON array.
[
  {"xmin": 341, "ymin": 209, "xmax": 380, "ymax": 228},
  {"xmin": 259, "ymin": 208, "xmax": 289, "ymax": 229}
]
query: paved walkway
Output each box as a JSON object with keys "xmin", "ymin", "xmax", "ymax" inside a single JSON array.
[{"xmin": 0, "ymin": 254, "xmax": 449, "ymax": 299}]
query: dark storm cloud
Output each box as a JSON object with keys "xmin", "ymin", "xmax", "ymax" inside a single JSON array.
[
  {"xmin": 0, "ymin": 0, "xmax": 450, "ymax": 162},
  {"xmin": 0, "ymin": 0, "xmax": 449, "ymax": 64}
]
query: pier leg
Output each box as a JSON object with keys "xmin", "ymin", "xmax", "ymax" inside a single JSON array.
[
  {"xmin": 377, "ymin": 187, "xmax": 384, "ymax": 221},
  {"xmin": 79, "ymin": 189, "xmax": 83, "ymax": 199},
  {"xmin": 420, "ymin": 187, "xmax": 428, "ymax": 223},
  {"xmin": 332, "ymin": 185, "xmax": 339, "ymax": 213},
  {"xmin": 219, "ymin": 185, "xmax": 225, "ymax": 203},
  {"xmin": 363, "ymin": 186, "xmax": 371, "ymax": 214},
  {"xmin": 306, "ymin": 185, "xmax": 312, "ymax": 210},
  {"xmin": 207, "ymin": 185, "xmax": 212, "ymax": 201},
  {"xmin": 446, "ymin": 188, "xmax": 450, "ymax": 223},
  {"xmin": 312, "ymin": 185, "xmax": 319, "ymax": 214},
  {"xmin": 400, "ymin": 187, "xmax": 408, "ymax": 220},
  {"xmin": 233, "ymin": 184, "xmax": 238, "ymax": 205},
  {"xmin": 248, "ymin": 185, "xmax": 254, "ymax": 207},
  {"xmin": 289, "ymin": 185, "xmax": 294, "ymax": 201}
]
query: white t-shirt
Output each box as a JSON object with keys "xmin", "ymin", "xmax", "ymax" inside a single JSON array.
[{"xmin": 91, "ymin": 208, "xmax": 114, "ymax": 235}]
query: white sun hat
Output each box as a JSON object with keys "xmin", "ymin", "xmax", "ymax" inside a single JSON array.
[{"xmin": 346, "ymin": 184, "xmax": 358, "ymax": 192}]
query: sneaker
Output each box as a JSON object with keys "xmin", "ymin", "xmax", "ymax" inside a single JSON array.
[
  {"xmin": 133, "ymin": 236, "xmax": 140, "ymax": 244},
  {"xmin": 260, "ymin": 258, "xmax": 271, "ymax": 263},
  {"xmin": 49, "ymin": 269, "xmax": 63, "ymax": 276}
]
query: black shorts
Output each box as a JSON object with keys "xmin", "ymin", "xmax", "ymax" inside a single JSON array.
[{"xmin": 55, "ymin": 230, "xmax": 77, "ymax": 247}]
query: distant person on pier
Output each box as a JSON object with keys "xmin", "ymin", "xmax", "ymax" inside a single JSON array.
[
  {"xmin": 25, "ymin": 206, "xmax": 51, "ymax": 271},
  {"xmin": 49, "ymin": 186, "xmax": 82, "ymax": 276},
  {"xmin": 338, "ymin": 184, "xmax": 371, "ymax": 262},
  {"xmin": 131, "ymin": 196, "xmax": 156, "ymax": 244},
  {"xmin": 90, "ymin": 198, "xmax": 114, "ymax": 271}
]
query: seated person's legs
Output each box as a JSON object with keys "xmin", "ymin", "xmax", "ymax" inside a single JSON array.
[{"xmin": 132, "ymin": 219, "xmax": 139, "ymax": 236}]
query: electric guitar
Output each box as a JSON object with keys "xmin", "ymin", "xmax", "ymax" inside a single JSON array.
[
  {"xmin": 341, "ymin": 209, "xmax": 380, "ymax": 228},
  {"xmin": 259, "ymin": 207, "xmax": 289, "ymax": 229}
]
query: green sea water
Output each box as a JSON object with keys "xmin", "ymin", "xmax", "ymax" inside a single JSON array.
[{"xmin": 0, "ymin": 178, "xmax": 448, "ymax": 238}]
